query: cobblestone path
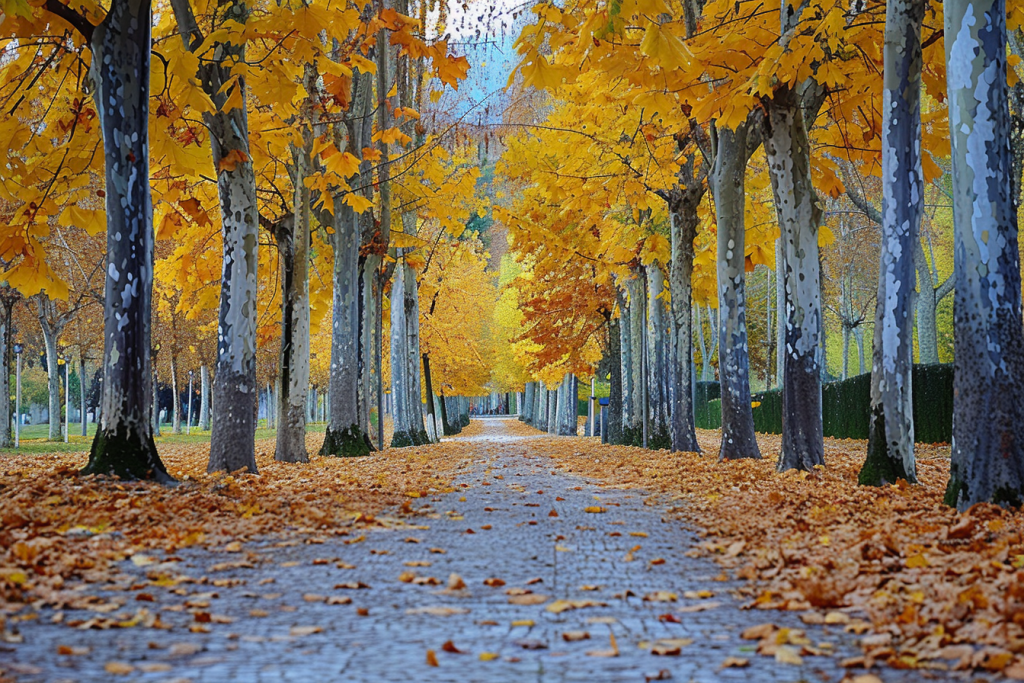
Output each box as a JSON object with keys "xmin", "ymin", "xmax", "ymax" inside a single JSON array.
[{"xmin": 3, "ymin": 419, "xmax": 962, "ymax": 682}]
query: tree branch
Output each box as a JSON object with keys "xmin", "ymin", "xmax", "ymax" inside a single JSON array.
[{"xmin": 43, "ymin": 0, "xmax": 95, "ymax": 43}]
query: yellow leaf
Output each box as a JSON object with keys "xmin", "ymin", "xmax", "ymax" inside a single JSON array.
[
  {"xmin": 345, "ymin": 194, "xmax": 373, "ymax": 214},
  {"xmin": 906, "ymin": 553, "xmax": 930, "ymax": 568},
  {"xmin": 639, "ymin": 22, "xmax": 690, "ymax": 71}
]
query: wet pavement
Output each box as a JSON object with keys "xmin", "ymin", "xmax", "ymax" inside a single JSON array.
[{"xmin": 1, "ymin": 419, "xmax": 970, "ymax": 682}]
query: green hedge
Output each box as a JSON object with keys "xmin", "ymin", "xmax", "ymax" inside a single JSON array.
[
  {"xmin": 694, "ymin": 382, "xmax": 721, "ymax": 429},
  {"xmin": 912, "ymin": 364, "xmax": 953, "ymax": 443},
  {"xmin": 692, "ymin": 364, "xmax": 952, "ymax": 444},
  {"xmin": 822, "ymin": 372, "xmax": 872, "ymax": 439}
]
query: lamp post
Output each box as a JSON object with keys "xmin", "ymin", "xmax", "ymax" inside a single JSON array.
[
  {"xmin": 13, "ymin": 343, "xmax": 21, "ymax": 448},
  {"xmin": 187, "ymin": 370, "xmax": 194, "ymax": 436}
]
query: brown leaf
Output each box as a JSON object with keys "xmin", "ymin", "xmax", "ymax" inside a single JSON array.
[
  {"xmin": 442, "ymin": 640, "xmax": 465, "ymax": 654},
  {"xmin": 426, "ymin": 649, "xmax": 439, "ymax": 667}
]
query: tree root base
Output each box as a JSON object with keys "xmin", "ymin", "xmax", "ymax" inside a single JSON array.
[
  {"xmin": 82, "ymin": 425, "xmax": 175, "ymax": 484},
  {"xmin": 320, "ymin": 424, "xmax": 373, "ymax": 458}
]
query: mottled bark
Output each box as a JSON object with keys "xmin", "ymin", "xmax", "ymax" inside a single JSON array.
[
  {"xmin": 646, "ymin": 265, "xmax": 671, "ymax": 449},
  {"xmin": 873, "ymin": 0, "xmax": 924, "ymax": 483},
  {"xmin": 423, "ymin": 354, "xmax": 438, "ymax": 441},
  {"xmin": 170, "ymin": 0, "xmax": 259, "ymax": 473},
  {"xmin": 764, "ymin": 84, "xmax": 825, "ymax": 472},
  {"xmin": 607, "ymin": 315, "xmax": 624, "ymax": 445},
  {"xmin": 170, "ymin": 355, "xmax": 181, "ymax": 434},
  {"xmin": 943, "ymin": 0, "xmax": 1024, "ymax": 509},
  {"xmin": 713, "ymin": 122, "xmax": 761, "ymax": 460},
  {"xmin": 323, "ymin": 69, "xmax": 373, "ymax": 457},
  {"xmin": 152, "ymin": 359, "xmax": 161, "ymax": 436},
  {"xmin": 38, "ymin": 299, "xmax": 62, "ymax": 441},
  {"xmin": 274, "ymin": 145, "xmax": 311, "ymax": 463},
  {"xmin": 79, "ymin": 355, "xmax": 87, "ymax": 437},
  {"xmin": 775, "ymin": 239, "xmax": 785, "ymax": 386},
  {"xmin": 618, "ymin": 287, "xmax": 634, "ymax": 442},
  {"xmin": 390, "ymin": 260, "xmax": 415, "ymax": 447},
  {"xmin": 861, "ymin": 281, "xmax": 910, "ymax": 485},
  {"xmin": 547, "ymin": 387, "xmax": 557, "ymax": 434},
  {"xmin": 199, "ymin": 365, "xmax": 210, "ymax": 431},
  {"xmin": 623, "ymin": 274, "xmax": 645, "ymax": 445},
  {"xmin": 81, "ymin": 0, "xmax": 168, "ymax": 481},
  {"xmin": 0, "ymin": 299, "xmax": 12, "ymax": 447}
]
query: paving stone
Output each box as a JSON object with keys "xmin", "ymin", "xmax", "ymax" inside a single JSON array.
[{"xmin": 1, "ymin": 419, "xmax": 968, "ymax": 682}]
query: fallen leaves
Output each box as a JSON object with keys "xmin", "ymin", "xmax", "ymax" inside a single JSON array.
[
  {"xmin": 441, "ymin": 640, "xmax": 465, "ymax": 653},
  {"xmin": 289, "ymin": 625, "xmax": 322, "ymax": 637},
  {"xmin": 562, "ymin": 630, "xmax": 590, "ymax": 641},
  {"xmin": 643, "ymin": 591, "xmax": 677, "ymax": 603},
  {"xmin": 545, "ymin": 431, "xmax": 1024, "ymax": 676},
  {"xmin": 104, "ymin": 661, "xmax": 135, "ymax": 675},
  {"xmin": 405, "ymin": 606, "xmax": 469, "ymax": 616},
  {"xmin": 649, "ymin": 638, "xmax": 692, "ymax": 655},
  {"xmin": 720, "ymin": 656, "xmax": 749, "ymax": 668},
  {"xmin": 508, "ymin": 593, "xmax": 549, "ymax": 606},
  {"xmin": 0, "ymin": 429, "xmax": 477, "ymax": 615},
  {"xmin": 546, "ymin": 599, "xmax": 607, "ymax": 613}
]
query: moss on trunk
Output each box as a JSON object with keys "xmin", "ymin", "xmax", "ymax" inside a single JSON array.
[
  {"xmin": 859, "ymin": 403, "xmax": 910, "ymax": 486},
  {"xmin": 82, "ymin": 425, "xmax": 174, "ymax": 484},
  {"xmin": 320, "ymin": 424, "xmax": 372, "ymax": 458}
]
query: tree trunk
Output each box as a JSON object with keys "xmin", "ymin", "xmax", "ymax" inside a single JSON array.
[
  {"xmin": 152, "ymin": 359, "xmax": 161, "ymax": 436},
  {"xmin": 713, "ymin": 122, "xmax": 762, "ymax": 460},
  {"xmin": 0, "ymin": 300, "xmax": 11, "ymax": 448},
  {"xmin": 705, "ymin": 305, "xmax": 719, "ymax": 381},
  {"xmin": 171, "ymin": 355, "xmax": 181, "ymax": 434},
  {"xmin": 943, "ymin": 0, "xmax": 1024, "ymax": 509},
  {"xmin": 170, "ymin": 0, "xmax": 260, "ymax": 474},
  {"xmin": 607, "ymin": 314, "xmax": 624, "ymax": 444},
  {"xmin": 548, "ymin": 387, "xmax": 557, "ymax": 434},
  {"xmin": 874, "ymin": 0, "xmax": 924, "ymax": 483},
  {"xmin": 322, "ymin": 204, "xmax": 370, "ymax": 456},
  {"xmin": 274, "ymin": 140, "xmax": 312, "ymax": 463},
  {"xmin": 523, "ymin": 382, "xmax": 534, "ymax": 424},
  {"xmin": 322, "ymin": 69, "xmax": 374, "ymax": 457},
  {"xmin": 646, "ymin": 265, "xmax": 671, "ymax": 448},
  {"xmin": 861, "ymin": 278, "xmax": 910, "ymax": 484},
  {"xmin": 405, "ymin": 262, "xmax": 427, "ymax": 444},
  {"xmin": 390, "ymin": 259, "xmax": 415, "ymax": 447},
  {"xmin": 423, "ymin": 354, "xmax": 438, "ymax": 441},
  {"xmin": 79, "ymin": 356, "xmax": 87, "ymax": 436},
  {"xmin": 764, "ymin": 85, "xmax": 825, "ymax": 472},
  {"xmin": 624, "ymin": 275, "xmax": 645, "ymax": 445},
  {"xmin": 855, "ymin": 327, "xmax": 866, "ymax": 374},
  {"xmin": 38, "ymin": 301, "xmax": 62, "ymax": 442},
  {"xmin": 199, "ymin": 365, "xmax": 210, "ymax": 430},
  {"xmin": 81, "ymin": 0, "xmax": 168, "ymax": 481},
  {"xmin": 775, "ymin": 239, "xmax": 785, "ymax": 386}
]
